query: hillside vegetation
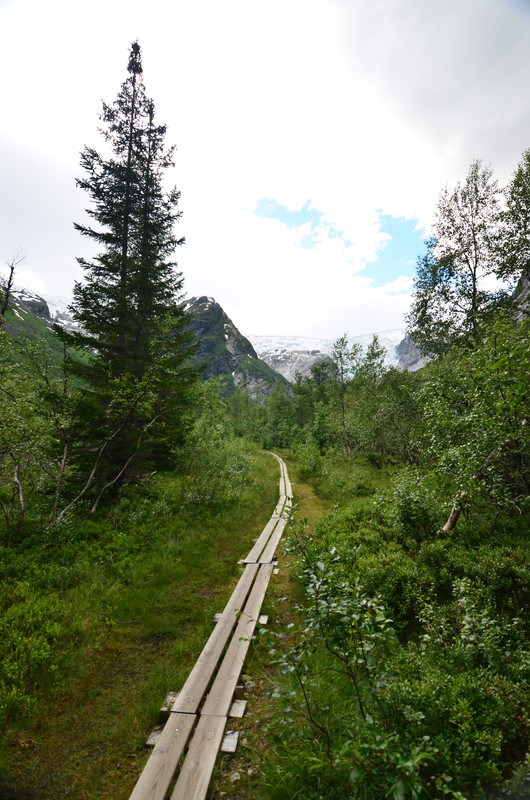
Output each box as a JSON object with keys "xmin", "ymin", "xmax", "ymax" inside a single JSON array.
[{"xmin": 1, "ymin": 47, "xmax": 529, "ymax": 799}]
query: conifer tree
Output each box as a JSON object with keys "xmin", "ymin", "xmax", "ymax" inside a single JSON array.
[{"xmin": 64, "ymin": 42, "xmax": 197, "ymax": 491}]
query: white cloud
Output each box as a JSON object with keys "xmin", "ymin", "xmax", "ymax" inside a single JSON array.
[{"xmin": 1, "ymin": 0, "xmax": 529, "ymax": 337}]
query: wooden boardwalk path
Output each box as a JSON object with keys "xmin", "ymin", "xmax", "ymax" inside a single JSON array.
[{"xmin": 129, "ymin": 452, "xmax": 292, "ymax": 800}]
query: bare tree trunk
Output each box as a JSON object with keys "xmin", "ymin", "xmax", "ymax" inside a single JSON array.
[
  {"xmin": 89, "ymin": 429, "xmax": 146, "ymax": 514},
  {"xmin": 56, "ymin": 437, "xmax": 118, "ymax": 522},
  {"xmin": 1, "ymin": 251, "xmax": 25, "ymax": 318},
  {"xmin": 13, "ymin": 465, "xmax": 25, "ymax": 533},
  {"xmin": 56, "ymin": 408, "xmax": 164, "ymax": 522},
  {"xmin": 441, "ymin": 438, "xmax": 513, "ymax": 533},
  {"xmin": 51, "ymin": 442, "xmax": 69, "ymax": 519},
  {"xmin": 442, "ymin": 491, "xmax": 467, "ymax": 532}
]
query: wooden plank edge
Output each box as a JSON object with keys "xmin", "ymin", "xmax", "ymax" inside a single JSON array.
[
  {"xmin": 171, "ymin": 563, "xmax": 259, "ymax": 713},
  {"xmin": 170, "ymin": 715, "xmax": 227, "ymax": 800},
  {"xmin": 129, "ymin": 712, "xmax": 197, "ymax": 800}
]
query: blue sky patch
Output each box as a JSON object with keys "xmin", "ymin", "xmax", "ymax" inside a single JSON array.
[
  {"xmin": 254, "ymin": 198, "xmax": 322, "ymax": 231},
  {"xmin": 254, "ymin": 197, "xmax": 351, "ymax": 250},
  {"xmin": 253, "ymin": 199, "xmax": 424, "ymax": 280},
  {"xmin": 365, "ymin": 214, "xmax": 425, "ymax": 287}
]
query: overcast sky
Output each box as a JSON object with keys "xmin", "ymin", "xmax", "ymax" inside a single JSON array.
[{"xmin": 1, "ymin": 0, "xmax": 530, "ymax": 338}]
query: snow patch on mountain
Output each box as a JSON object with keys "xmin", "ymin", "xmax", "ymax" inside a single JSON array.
[{"xmin": 248, "ymin": 329, "xmax": 405, "ymax": 367}]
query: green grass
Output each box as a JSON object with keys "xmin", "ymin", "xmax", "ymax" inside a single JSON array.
[{"xmin": 0, "ymin": 448, "xmax": 280, "ymax": 800}]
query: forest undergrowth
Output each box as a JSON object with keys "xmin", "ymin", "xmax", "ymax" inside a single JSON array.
[{"xmin": 246, "ymin": 455, "xmax": 530, "ymax": 800}]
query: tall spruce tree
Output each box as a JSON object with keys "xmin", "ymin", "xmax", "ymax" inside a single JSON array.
[{"xmin": 64, "ymin": 42, "xmax": 197, "ymax": 493}]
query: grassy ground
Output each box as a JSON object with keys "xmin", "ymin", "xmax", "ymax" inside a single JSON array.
[{"xmin": 0, "ymin": 450, "xmax": 280, "ymax": 800}]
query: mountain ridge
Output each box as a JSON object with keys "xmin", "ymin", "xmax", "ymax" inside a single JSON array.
[{"xmin": 4, "ymin": 288, "xmax": 421, "ymax": 380}]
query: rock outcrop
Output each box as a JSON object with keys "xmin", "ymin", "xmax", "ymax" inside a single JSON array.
[
  {"xmin": 395, "ymin": 336, "xmax": 429, "ymax": 372},
  {"xmin": 513, "ymin": 274, "xmax": 530, "ymax": 321},
  {"xmin": 185, "ymin": 296, "xmax": 287, "ymax": 400},
  {"xmin": 11, "ymin": 288, "xmax": 51, "ymax": 320}
]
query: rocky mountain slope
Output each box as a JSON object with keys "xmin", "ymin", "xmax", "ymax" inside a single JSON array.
[
  {"xmin": 184, "ymin": 296, "xmax": 287, "ymax": 399},
  {"xmin": 2, "ymin": 286, "xmax": 427, "ymax": 382},
  {"xmin": 394, "ymin": 336, "xmax": 428, "ymax": 372},
  {"xmin": 2, "ymin": 289, "xmax": 286, "ymax": 401},
  {"xmin": 259, "ymin": 348, "xmax": 330, "ymax": 381}
]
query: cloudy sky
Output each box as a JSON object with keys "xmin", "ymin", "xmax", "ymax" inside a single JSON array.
[{"xmin": 1, "ymin": 0, "xmax": 530, "ymax": 338}]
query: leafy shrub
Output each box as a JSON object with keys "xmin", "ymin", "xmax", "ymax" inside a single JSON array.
[
  {"xmin": 0, "ymin": 582, "xmax": 73, "ymax": 725},
  {"xmin": 375, "ymin": 469, "xmax": 443, "ymax": 543},
  {"xmin": 268, "ymin": 477, "xmax": 530, "ymax": 799},
  {"xmin": 293, "ymin": 441, "xmax": 322, "ymax": 481}
]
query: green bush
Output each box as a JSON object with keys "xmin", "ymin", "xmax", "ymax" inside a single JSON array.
[
  {"xmin": 375, "ymin": 469, "xmax": 442, "ymax": 543},
  {"xmin": 0, "ymin": 582, "xmax": 73, "ymax": 724},
  {"xmin": 267, "ymin": 461, "xmax": 530, "ymax": 799}
]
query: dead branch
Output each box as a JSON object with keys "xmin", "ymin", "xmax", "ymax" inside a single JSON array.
[
  {"xmin": 88, "ymin": 412, "xmax": 164, "ymax": 514},
  {"xmin": 1, "ymin": 250, "xmax": 25, "ymax": 319}
]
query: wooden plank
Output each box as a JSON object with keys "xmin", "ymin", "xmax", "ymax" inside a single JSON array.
[
  {"xmin": 228, "ymin": 698, "xmax": 247, "ymax": 717},
  {"xmin": 270, "ymin": 451, "xmax": 287, "ymax": 497},
  {"xmin": 129, "ymin": 713, "xmax": 196, "ymax": 800},
  {"xmin": 170, "ymin": 715, "xmax": 226, "ymax": 800},
  {"xmin": 172, "ymin": 564, "xmax": 259, "ymax": 713},
  {"xmin": 243, "ymin": 515, "xmax": 280, "ymax": 564},
  {"xmin": 201, "ymin": 563, "xmax": 274, "ymax": 717},
  {"xmin": 259, "ymin": 517, "xmax": 288, "ymax": 564},
  {"xmin": 277, "ymin": 456, "xmax": 292, "ymax": 500},
  {"xmin": 220, "ymin": 729, "xmax": 239, "ymax": 753},
  {"xmin": 129, "ymin": 456, "xmax": 292, "ymax": 800},
  {"xmin": 276, "ymin": 494, "xmax": 287, "ymax": 513}
]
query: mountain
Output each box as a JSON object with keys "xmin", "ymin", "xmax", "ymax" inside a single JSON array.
[
  {"xmin": 4, "ymin": 286, "xmax": 425, "ymax": 382},
  {"xmin": 185, "ymin": 296, "xmax": 287, "ymax": 399},
  {"xmin": 0, "ymin": 287, "xmax": 68, "ymax": 365},
  {"xmin": 248, "ymin": 329, "xmax": 408, "ymax": 381},
  {"xmin": 2, "ymin": 290, "xmax": 286, "ymax": 401},
  {"xmin": 513, "ymin": 274, "xmax": 530, "ymax": 321},
  {"xmin": 394, "ymin": 336, "xmax": 429, "ymax": 371}
]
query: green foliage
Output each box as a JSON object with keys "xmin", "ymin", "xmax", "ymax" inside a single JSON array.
[
  {"xmin": 261, "ymin": 383, "xmax": 298, "ymax": 448},
  {"xmin": 63, "ymin": 41, "xmax": 198, "ymax": 490},
  {"xmin": 0, "ymin": 582, "xmax": 73, "ymax": 724},
  {"xmin": 0, "ymin": 438, "xmax": 275, "ymax": 769},
  {"xmin": 259, "ymin": 333, "xmax": 422, "ymax": 479},
  {"xmin": 407, "ymin": 159, "xmax": 505, "ymax": 355},
  {"xmin": 261, "ymin": 450, "xmax": 529, "ymax": 799},
  {"xmin": 0, "ymin": 328, "xmax": 70, "ymax": 534},
  {"xmin": 375, "ymin": 468, "xmax": 442, "ymax": 542},
  {"xmin": 499, "ymin": 146, "xmax": 530, "ymax": 286},
  {"xmin": 175, "ymin": 380, "xmax": 253, "ymax": 512},
  {"xmin": 419, "ymin": 315, "xmax": 530, "ymax": 514}
]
